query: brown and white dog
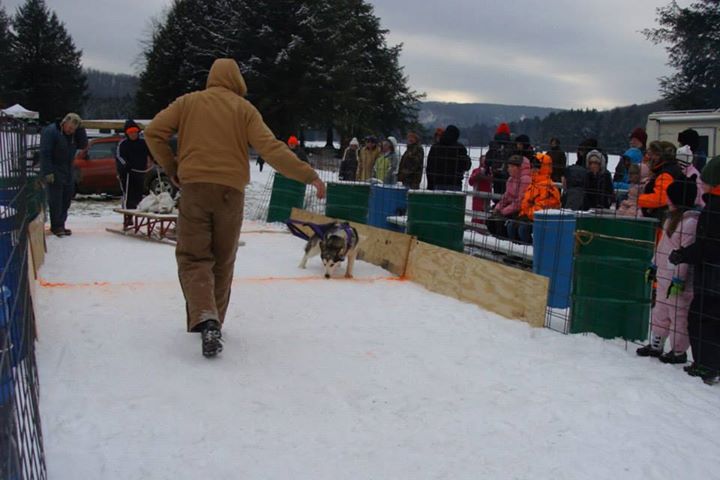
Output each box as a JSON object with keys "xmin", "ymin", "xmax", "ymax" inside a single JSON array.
[{"xmin": 298, "ymin": 222, "xmax": 360, "ymax": 278}]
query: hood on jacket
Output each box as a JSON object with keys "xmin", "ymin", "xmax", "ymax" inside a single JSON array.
[
  {"xmin": 622, "ymin": 147, "xmax": 643, "ymax": 165},
  {"xmin": 440, "ymin": 125, "xmax": 460, "ymax": 145},
  {"xmin": 387, "ymin": 136, "xmax": 398, "ymax": 152},
  {"xmin": 206, "ymin": 58, "xmax": 248, "ymax": 96},
  {"xmin": 586, "ymin": 149, "xmax": 607, "ymax": 171},
  {"xmin": 534, "ymin": 153, "xmax": 553, "ymax": 178}
]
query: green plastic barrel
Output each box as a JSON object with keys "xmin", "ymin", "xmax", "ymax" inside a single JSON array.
[
  {"xmin": 570, "ymin": 214, "xmax": 658, "ymax": 341},
  {"xmin": 266, "ymin": 173, "xmax": 306, "ymax": 223},
  {"xmin": 325, "ymin": 182, "xmax": 371, "ymax": 224},
  {"xmin": 407, "ymin": 190, "xmax": 466, "ymax": 252}
]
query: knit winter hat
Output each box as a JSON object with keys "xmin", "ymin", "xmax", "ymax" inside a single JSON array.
[
  {"xmin": 406, "ymin": 132, "xmax": 419, "ymax": 143},
  {"xmin": 496, "ymin": 123, "xmax": 511, "ymax": 136},
  {"xmin": 586, "ymin": 149, "xmax": 606, "ymax": 171},
  {"xmin": 667, "ymin": 175, "xmax": 698, "ymax": 209},
  {"xmin": 514, "ymin": 134, "xmax": 530, "ymax": 145},
  {"xmin": 676, "ymin": 145, "xmax": 693, "ymax": 167},
  {"xmin": 349, "ymin": 137, "xmax": 359, "ymax": 147},
  {"xmin": 630, "ymin": 127, "xmax": 647, "ymax": 146},
  {"xmin": 287, "ymin": 136, "xmax": 299, "ymax": 147},
  {"xmin": 700, "ymin": 155, "xmax": 720, "ymax": 187}
]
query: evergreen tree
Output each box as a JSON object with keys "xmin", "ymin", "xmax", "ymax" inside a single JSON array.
[
  {"xmin": 136, "ymin": 0, "xmax": 421, "ymax": 141},
  {"xmin": 0, "ymin": 3, "xmax": 12, "ymax": 106},
  {"xmin": 9, "ymin": 0, "xmax": 86, "ymax": 121},
  {"xmin": 644, "ymin": 0, "xmax": 720, "ymax": 109}
]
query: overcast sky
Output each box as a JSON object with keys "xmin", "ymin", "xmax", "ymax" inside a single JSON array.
[{"xmin": 3, "ymin": 0, "xmax": 686, "ymax": 109}]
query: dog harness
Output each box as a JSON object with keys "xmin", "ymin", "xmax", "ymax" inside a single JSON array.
[{"xmin": 285, "ymin": 219, "xmax": 356, "ymax": 251}]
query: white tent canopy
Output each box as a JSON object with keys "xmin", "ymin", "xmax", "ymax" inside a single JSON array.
[{"xmin": 1, "ymin": 104, "xmax": 39, "ymax": 119}]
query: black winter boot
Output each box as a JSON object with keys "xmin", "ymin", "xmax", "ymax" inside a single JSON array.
[
  {"xmin": 636, "ymin": 344, "xmax": 663, "ymax": 357},
  {"xmin": 198, "ymin": 320, "xmax": 223, "ymax": 357},
  {"xmin": 659, "ymin": 351, "xmax": 687, "ymax": 364}
]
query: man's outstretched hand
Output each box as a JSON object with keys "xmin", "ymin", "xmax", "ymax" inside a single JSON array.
[{"xmin": 312, "ymin": 178, "xmax": 326, "ymax": 199}]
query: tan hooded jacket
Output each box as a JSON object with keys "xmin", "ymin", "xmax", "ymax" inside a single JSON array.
[{"xmin": 145, "ymin": 59, "xmax": 318, "ymax": 192}]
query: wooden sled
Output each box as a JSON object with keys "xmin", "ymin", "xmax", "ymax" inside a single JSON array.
[{"xmin": 107, "ymin": 208, "xmax": 246, "ymax": 246}]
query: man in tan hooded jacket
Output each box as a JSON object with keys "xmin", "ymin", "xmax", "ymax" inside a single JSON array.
[{"xmin": 145, "ymin": 58, "xmax": 325, "ymax": 357}]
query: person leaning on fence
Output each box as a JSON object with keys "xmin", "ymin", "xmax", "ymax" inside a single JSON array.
[
  {"xmin": 639, "ymin": 141, "xmax": 683, "ymax": 226},
  {"xmin": 116, "ymin": 119, "xmax": 152, "ymax": 227},
  {"xmin": 40, "ymin": 112, "xmax": 88, "ymax": 237},
  {"xmin": 547, "ymin": 137, "xmax": 566, "ymax": 183},
  {"xmin": 339, "ymin": 137, "xmax": 359, "ymax": 181},
  {"xmin": 668, "ymin": 156, "xmax": 720, "ymax": 385},
  {"xmin": 373, "ymin": 138, "xmax": 398, "ymax": 184},
  {"xmin": 356, "ymin": 136, "xmax": 380, "ymax": 181},
  {"xmin": 584, "ymin": 149, "xmax": 614, "ymax": 210},
  {"xmin": 506, "ymin": 153, "xmax": 561, "ymax": 244},
  {"xmin": 616, "ymin": 164, "xmax": 644, "ymax": 217},
  {"xmin": 144, "ymin": 58, "xmax": 326, "ymax": 357},
  {"xmin": 486, "ymin": 154, "xmax": 531, "ymax": 238},
  {"xmin": 676, "ymin": 145, "xmax": 705, "ymax": 208},
  {"xmin": 637, "ymin": 177, "xmax": 700, "ymax": 364},
  {"xmin": 425, "ymin": 125, "xmax": 471, "ymax": 191},
  {"xmin": 397, "ymin": 131, "xmax": 424, "ymax": 189}
]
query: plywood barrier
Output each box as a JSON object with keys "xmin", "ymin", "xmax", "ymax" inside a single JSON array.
[
  {"xmin": 289, "ymin": 208, "xmax": 548, "ymax": 327},
  {"xmin": 28, "ymin": 213, "xmax": 46, "ymax": 278},
  {"xmin": 405, "ymin": 240, "xmax": 548, "ymax": 328},
  {"xmin": 289, "ymin": 208, "xmax": 413, "ymax": 276}
]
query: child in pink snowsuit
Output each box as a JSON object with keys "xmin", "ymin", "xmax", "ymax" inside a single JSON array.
[
  {"xmin": 637, "ymin": 177, "xmax": 700, "ymax": 363},
  {"xmin": 468, "ymin": 156, "xmax": 492, "ymax": 224},
  {"xmin": 616, "ymin": 164, "xmax": 643, "ymax": 217}
]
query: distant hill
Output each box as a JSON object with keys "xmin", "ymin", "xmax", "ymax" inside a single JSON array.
[
  {"xmin": 418, "ymin": 101, "xmax": 562, "ymax": 129},
  {"xmin": 83, "ymin": 69, "xmax": 139, "ymax": 119}
]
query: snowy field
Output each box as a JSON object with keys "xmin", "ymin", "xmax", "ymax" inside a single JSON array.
[{"xmin": 34, "ymin": 167, "xmax": 720, "ymax": 479}]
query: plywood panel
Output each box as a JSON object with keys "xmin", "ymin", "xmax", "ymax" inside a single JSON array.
[
  {"xmin": 290, "ymin": 208, "xmax": 413, "ymax": 276},
  {"xmin": 405, "ymin": 240, "xmax": 548, "ymax": 327},
  {"xmin": 28, "ymin": 213, "xmax": 46, "ymax": 278}
]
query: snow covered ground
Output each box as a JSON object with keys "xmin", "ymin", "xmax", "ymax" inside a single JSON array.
[{"xmin": 34, "ymin": 167, "xmax": 720, "ymax": 479}]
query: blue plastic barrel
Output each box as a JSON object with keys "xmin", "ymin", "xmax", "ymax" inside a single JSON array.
[
  {"xmin": 368, "ymin": 184, "xmax": 408, "ymax": 231},
  {"xmin": 533, "ymin": 210, "xmax": 576, "ymax": 309}
]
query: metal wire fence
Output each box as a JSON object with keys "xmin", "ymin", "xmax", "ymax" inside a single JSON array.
[
  {"xmin": 251, "ymin": 139, "xmax": 719, "ymax": 382},
  {"xmin": 0, "ymin": 116, "xmax": 46, "ymax": 479}
]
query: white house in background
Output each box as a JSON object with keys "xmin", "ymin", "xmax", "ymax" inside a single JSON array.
[
  {"xmin": 646, "ymin": 108, "xmax": 720, "ymax": 158},
  {"xmin": 1, "ymin": 104, "xmax": 39, "ymax": 120}
]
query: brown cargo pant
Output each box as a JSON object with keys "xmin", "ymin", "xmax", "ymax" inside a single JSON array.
[{"xmin": 176, "ymin": 183, "xmax": 244, "ymax": 332}]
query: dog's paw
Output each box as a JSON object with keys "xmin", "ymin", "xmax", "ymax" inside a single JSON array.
[{"xmin": 344, "ymin": 273, "xmax": 354, "ymax": 279}]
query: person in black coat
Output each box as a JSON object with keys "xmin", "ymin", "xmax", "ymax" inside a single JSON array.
[
  {"xmin": 547, "ymin": 137, "xmax": 567, "ymax": 183},
  {"xmin": 584, "ymin": 149, "xmax": 614, "ymax": 209},
  {"xmin": 425, "ymin": 125, "xmax": 471, "ymax": 190},
  {"xmin": 116, "ymin": 119, "xmax": 152, "ymax": 224},
  {"xmin": 669, "ymin": 156, "xmax": 720, "ymax": 384},
  {"xmin": 485, "ymin": 123, "xmax": 513, "ymax": 195},
  {"xmin": 39, "ymin": 113, "xmax": 88, "ymax": 237}
]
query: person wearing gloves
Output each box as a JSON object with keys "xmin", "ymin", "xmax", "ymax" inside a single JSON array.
[
  {"xmin": 637, "ymin": 177, "xmax": 700, "ymax": 364},
  {"xmin": 668, "ymin": 156, "xmax": 720, "ymax": 384},
  {"xmin": 145, "ymin": 58, "xmax": 325, "ymax": 357},
  {"xmin": 397, "ymin": 132, "xmax": 424, "ymax": 189},
  {"xmin": 339, "ymin": 138, "xmax": 360, "ymax": 181}
]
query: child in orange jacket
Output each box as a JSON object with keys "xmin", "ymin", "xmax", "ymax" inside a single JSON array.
[{"xmin": 507, "ymin": 153, "xmax": 561, "ymax": 244}]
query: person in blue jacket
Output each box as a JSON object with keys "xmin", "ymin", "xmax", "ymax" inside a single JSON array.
[{"xmin": 39, "ymin": 113, "xmax": 88, "ymax": 237}]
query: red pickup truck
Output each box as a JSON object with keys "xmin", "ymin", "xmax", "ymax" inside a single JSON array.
[{"xmin": 73, "ymin": 135, "xmax": 176, "ymax": 196}]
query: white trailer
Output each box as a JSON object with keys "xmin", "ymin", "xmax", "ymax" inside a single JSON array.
[{"xmin": 646, "ymin": 109, "xmax": 720, "ymax": 158}]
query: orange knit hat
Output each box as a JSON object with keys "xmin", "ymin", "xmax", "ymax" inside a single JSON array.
[{"xmin": 288, "ymin": 136, "xmax": 299, "ymax": 147}]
